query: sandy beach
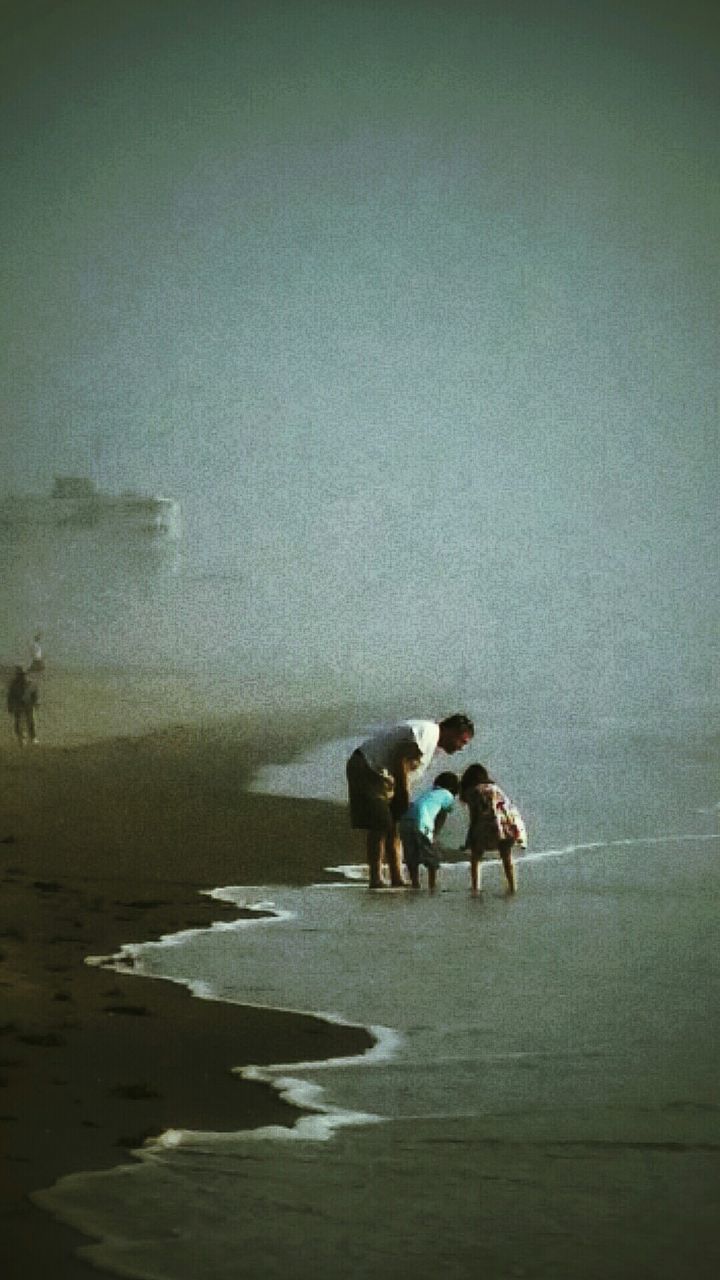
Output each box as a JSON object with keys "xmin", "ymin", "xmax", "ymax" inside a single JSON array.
[{"xmin": 0, "ymin": 667, "xmax": 373, "ymax": 1280}]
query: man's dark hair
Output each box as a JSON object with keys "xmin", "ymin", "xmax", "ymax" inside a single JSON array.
[
  {"xmin": 439, "ymin": 713, "xmax": 475, "ymax": 736},
  {"xmin": 434, "ymin": 771, "xmax": 460, "ymax": 795}
]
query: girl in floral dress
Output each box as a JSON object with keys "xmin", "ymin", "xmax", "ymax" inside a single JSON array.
[{"xmin": 459, "ymin": 763, "xmax": 527, "ymax": 894}]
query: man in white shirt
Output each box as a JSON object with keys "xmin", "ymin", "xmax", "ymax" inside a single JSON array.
[{"xmin": 346, "ymin": 714, "xmax": 474, "ymax": 888}]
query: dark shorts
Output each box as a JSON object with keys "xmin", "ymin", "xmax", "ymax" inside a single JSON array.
[
  {"xmin": 346, "ymin": 749, "xmax": 395, "ymax": 833},
  {"xmin": 399, "ymin": 823, "xmax": 440, "ymax": 871}
]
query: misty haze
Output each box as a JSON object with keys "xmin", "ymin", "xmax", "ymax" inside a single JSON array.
[{"xmin": 2, "ymin": 0, "xmax": 717, "ymax": 723}]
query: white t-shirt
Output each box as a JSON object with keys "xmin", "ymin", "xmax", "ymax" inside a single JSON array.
[{"xmin": 359, "ymin": 719, "xmax": 440, "ymax": 780}]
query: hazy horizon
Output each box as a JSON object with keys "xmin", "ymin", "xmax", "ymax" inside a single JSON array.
[{"xmin": 2, "ymin": 1, "xmax": 718, "ymax": 720}]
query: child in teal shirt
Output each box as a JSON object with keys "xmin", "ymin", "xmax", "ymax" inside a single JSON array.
[{"xmin": 398, "ymin": 772, "xmax": 460, "ymax": 891}]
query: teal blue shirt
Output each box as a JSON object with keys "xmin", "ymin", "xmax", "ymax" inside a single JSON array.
[{"xmin": 403, "ymin": 786, "xmax": 455, "ymax": 840}]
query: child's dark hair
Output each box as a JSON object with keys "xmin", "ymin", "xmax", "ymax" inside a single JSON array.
[
  {"xmin": 434, "ymin": 771, "xmax": 460, "ymax": 796},
  {"xmin": 459, "ymin": 763, "xmax": 492, "ymax": 798}
]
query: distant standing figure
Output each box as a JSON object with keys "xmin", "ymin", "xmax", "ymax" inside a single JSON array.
[
  {"xmin": 459, "ymin": 763, "xmax": 527, "ymax": 894},
  {"xmin": 29, "ymin": 631, "xmax": 45, "ymax": 672},
  {"xmin": 398, "ymin": 771, "xmax": 460, "ymax": 891},
  {"xmin": 6, "ymin": 667, "xmax": 39, "ymax": 746},
  {"xmin": 346, "ymin": 714, "xmax": 474, "ymax": 888}
]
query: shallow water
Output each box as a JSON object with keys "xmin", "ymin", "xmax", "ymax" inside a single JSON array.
[{"xmin": 35, "ymin": 720, "xmax": 720, "ymax": 1280}]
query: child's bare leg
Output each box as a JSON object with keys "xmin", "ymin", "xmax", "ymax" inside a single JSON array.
[
  {"xmin": 428, "ymin": 866, "xmax": 438, "ymax": 893},
  {"xmin": 470, "ymin": 855, "xmax": 482, "ymax": 893},
  {"xmin": 499, "ymin": 841, "xmax": 516, "ymax": 893}
]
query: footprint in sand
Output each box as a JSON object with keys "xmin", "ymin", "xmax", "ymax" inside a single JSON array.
[
  {"xmin": 103, "ymin": 1005, "xmax": 152, "ymax": 1017},
  {"xmin": 17, "ymin": 1031, "xmax": 66, "ymax": 1047},
  {"xmin": 109, "ymin": 1082, "xmax": 160, "ymax": 1100},
  {"xmin": 119, "ymin": 900, "xmax": 170, "ymax": 910}
]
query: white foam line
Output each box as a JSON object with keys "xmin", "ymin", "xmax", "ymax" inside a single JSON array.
[
  {"xmin": 83, "ymin": 892, "xmax": 397, "ymax": 1150},
  {"xmin": 238, "ymin": 1021, "xmax": 402, "ymax": 1077},
  {"xmin": 128, "ymin": 1025, "xmax": 399, "ymax": 1157},
  {"xmin": 84, "ymin": 895, "xmax": 293, "ymax": 971},
  {"xmin": 81, "ymin": 829, "xmax": 720, "ymax": 1157},
  {"xmin": 130, "ymin": 1033, "xmax": 397, "ymax": 1157},
  {"xmin": 87, "ymin": 950, "xmax": 391, "ymax": 1063},
  {"xmin": 147, "ymin": 1097, "xmax": 385, "ymax": 1153},
  {"xmin": 520, "ymin": 832, "xmax": 720, "ymax": 866},
  {"xmin": 325, "ymin": 833, "xmax": 720, "ymax": 883}
]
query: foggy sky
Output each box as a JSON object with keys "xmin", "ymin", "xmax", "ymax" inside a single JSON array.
[{"xmin": 1, "ymin": 1, "xmax": 718, "ymax": 713}]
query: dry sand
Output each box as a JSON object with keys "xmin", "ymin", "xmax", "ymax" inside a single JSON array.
[{"xmin": 0, "ymin": 667, "xmax": 372, "ymax": 1280}]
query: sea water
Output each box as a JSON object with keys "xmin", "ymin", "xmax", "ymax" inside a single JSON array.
[{"xmin": 35, "ymin": 717, "xmax": 720, "ymax": 1280}]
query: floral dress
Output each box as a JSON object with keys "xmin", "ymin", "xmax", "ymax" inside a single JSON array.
[{"xmin": 464, "ymin": 783, "xmax": 527, "ymax": 854}]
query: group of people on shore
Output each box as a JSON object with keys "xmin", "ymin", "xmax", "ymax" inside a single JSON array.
[
  {"xmin": 5, "ymin": 632, "xmax": 44, "ymax": 747},
  {"xmin": 346, "ymin": 714, "xmax": 526, "ymax": 893}
]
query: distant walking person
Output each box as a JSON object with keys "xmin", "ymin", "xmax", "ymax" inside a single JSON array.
[
  {"xmin": 398, "ymin": 771, "xmax": 460, "ymax": 891},
  {"xmin": 346, "ymin": 714, "xmax": 474, "ymax": 888},
  {"xmin": 6, "ymin": 667, "xmax": 39, "ymax": 746},
  {"xmin": 459, "ymin": 764, "xmax": 527, "ymax": 894},
  {"xmin": 29, "ymin": 631, "xmax": 45, "ymax": 673}
]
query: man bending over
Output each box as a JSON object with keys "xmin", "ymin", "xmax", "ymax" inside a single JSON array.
[{"xmin": 345, "ymin": 714, "xmax": 474, "ymax": 888}]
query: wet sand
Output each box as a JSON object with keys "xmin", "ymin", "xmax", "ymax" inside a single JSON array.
[{"xmin": 0, "ymin": 668, "xmax": 372, "ymax": 1280}]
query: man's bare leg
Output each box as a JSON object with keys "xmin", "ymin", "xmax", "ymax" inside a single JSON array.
[
  {"xmin": 470, "ymin": 855, "xmax": 482, "ymax": 893},
  {"xmin": 385, "ymin": 828, "xmax": 405, "ymax": 887},
  {"xmin": 367, "ymin": 831, "xmax": 386, "ymax": 888},
  {"xmin": 428, "ymin": 866, "xmax": 438, "ymax": 893}
]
